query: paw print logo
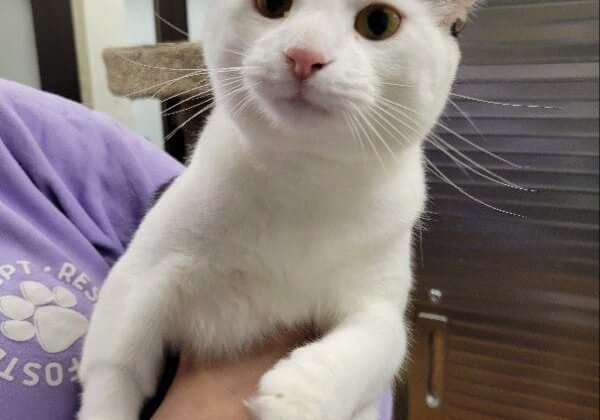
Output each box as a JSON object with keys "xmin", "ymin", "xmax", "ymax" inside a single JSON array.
[{"xmin": 0, "ymin": 281, "xmax": 89, "ymax": 353}]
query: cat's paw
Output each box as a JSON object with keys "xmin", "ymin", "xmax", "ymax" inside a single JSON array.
[{"xmin": 247, "ymin": 360, "xmax": 327, "ymax": 420}]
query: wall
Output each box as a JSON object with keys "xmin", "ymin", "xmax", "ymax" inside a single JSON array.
[
  {"xmin": 187, "ymin": 0, "xmax": 213, "ymax": 41},
  {"xmin": 124, "ymin": 0, "xmax": 163, "ymax": 147},
  {"xmin": 0, "ymin": 0, "xmax": 41, "ymax": 88}
]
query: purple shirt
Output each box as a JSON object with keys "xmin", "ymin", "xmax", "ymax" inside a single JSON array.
[{"xmin": 0, "ymin": 80, "xmax": 393, "ymax": 419}]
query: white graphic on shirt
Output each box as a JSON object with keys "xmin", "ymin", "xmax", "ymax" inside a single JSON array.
[{"xmin": 0, "ymin": 281, "xmax": 89, "ymax": 353}]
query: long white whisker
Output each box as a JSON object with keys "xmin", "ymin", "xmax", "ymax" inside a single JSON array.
[
  {"xmin": 381, "ymin": 98, "xmax": 531, "ymax": 191},
  {"xmin": 363, "ymin": 110, "xmax": 402, "ymax": 164},
  {"xmin": 228, "ymin": 82, "xmax": 261, "ymax": 118},
  {"xmin": 126, "ymin": 70, "xmax": 204, "ymax": 98},
  {"xmin": 451, "ymin": 93, "xmax": 562, "ymax": 110},
  {"xmin": 343, "ymin": 108, "xmax": 368, "ymax": 164},
  {"xmin": 374, "ymin": 99, "xmax": 529, "ymax": 216},
  {"xmin": 424, "ymin": 156, "xmax": 525, "ymax": 218},
  {"xmin": 381, "ymin": 98, "xmax": 521, "ymax": 169},
  {"xmin": 161, "ymin": 86, "xmax": 202, "ymax": 103},
  {"xmin": 447, "ymin": 97, "xmax": 486, "ymax": 142},
  {"xmin": 221, "ymin": 47, "xmax": 249, "ymax": 58},
  {"xmin": 427, "ymin": 135, "xmax": 474, "ymax": 177},
  {"xmin": 163, "ymin": 80, "xmax": 256, "ymax": 142},
  {"xmin": 162, "ymin": 78, "xmax": 242, "ymax": 114},
  {"xmin": 350, "ymin": 106, "xmax": 386, "ymax": 170},
  {"xmin": 160, "ymin": 74, "xmax": 242, "ymax": 104},
  {"xmin": 164, "ymin": 106, "xmax": 212, "ymax": 143},
  {"xmin": 115, "ymin": 53, "xmax": 200, "ymax": 72},
  {"xmin": 163, "ymin": 96, "xmax": 214, "ymax": 117},
  {"xmin": 436, "ymin": 120, "xmax": 522, "ymax": 168},
  {"xmin": 154, "ymin": 11, "xmax": 189, "ymax": 37},
  {"xmin": 370, "ymin": 104, "xmax": 412, "ymax": 147},
  {"xmin": 380, "ymin": 96, "xmax": 423, "ymax": 116},
  {"xmin": 427, "ymin": 136, "xmax": 530, "ymax": 191},
  {"xmin": 380, "ymin": 82, "xmax": 414, "ymax": 89},
  {"xmin": 342, "ymin": 111, "xmax": 363, "ymax": 156}
]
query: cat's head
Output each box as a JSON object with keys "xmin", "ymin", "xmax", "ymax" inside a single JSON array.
[{"xmin": 203, "ymin": 0, "xmax": 477, "ymax": 160}]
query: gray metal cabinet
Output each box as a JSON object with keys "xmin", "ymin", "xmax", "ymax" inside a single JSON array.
[{"xmin": 407, "ymin": 1, "xmax": 599, "ymax": 419}]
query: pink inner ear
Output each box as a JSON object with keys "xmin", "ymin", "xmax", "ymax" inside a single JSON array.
[{"xmin": 439, "ymin": 0, "xmax": 478, "ymax": 25}]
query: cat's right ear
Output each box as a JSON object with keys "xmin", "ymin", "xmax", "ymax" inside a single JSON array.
[{"xmin": 434, "ymin": 0, "xmax": 480, "ymax": 37}]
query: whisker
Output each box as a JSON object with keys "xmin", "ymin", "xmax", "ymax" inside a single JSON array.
[
  {"xmin": 349, "ymin": 106, "xmax": 386, "ymax": 170},
  {"xmin": 221, "ymin": 47, "xmax": 249, "ymax": 58},
  {"xmin": 228, "ymin": 82, "xmax": 261, "ymax": 118},
  {"xmin": 378, "ymin": 99, "xmax": 528, "ymax": 190},
  {"xmin": 380, "ymin": 82, "xmax": 414, "ymax": 89},
  {"xmin": 424, "ymin": 156, "xmax": 525, "ymax": 218},
  {"xmin": 155, "ymin": 69, "xmax": 245, "ymax": 102},
  {"xmin": 162, "ymin": 77, "xmax": 242, "ymax": 114},
  {"xmin": 163, "ymin": 96, "xmax": 214, "ymax": 117},
  {"xmin": 114, "ymin": 53, "xmax": 201, "ymax": 72},
  {"xmin": 164, "ymin": 80, "xmax": 257, "ymax": 142},
  {"xmin": 164, "ymin": 105, "xmax": 214, "ymax": 143},
  {"xmin": 371, "ymin": 104, "xmax": 412, "ymax": 147},
  {"xmin": 343, "ymin": 107, "xmax": 368, "ymax": 164},
  {"xmin": 154, "ymin": 11, "xmax": 189, "ymax": 37},
  {"xmin": 375, "ymin": 99, "xmax": 530, "ymax": 215},
  {"xmin": 125, "ymin": 70, "xmax": 204, "ymax": 98},
  {"xmin": 435, "ymin": 120, "xmax": 521, "ymax": 168},
  {"xmin": 447, "ymin": 97, "xmax": 487, "ymax": 142},
  {"xmin": 342, "ymin": 111, "xmax": 363, "ymax": 155},
  {"xmin": 160, "ymin": 74, "xmax": 245, "ymax": 104},
  {"xmin": 379, "ymin": 97, "xmax": 523, "ymax": 170},
  {"xmin": 159, "ymin": 86, "xmax": 208, "ymax": 104},
  {"xmin": 363, "ymin": 110, "xmax": 400, "ymax": 164},
  {"xmin": 235, "ymin": 94, "xmax": 257, "ymax": 117},
  {"xmin": 427, "ymin": 136, "xmax": 531, "ymax": 191},
  {"xmin": 451, "ymin": 93, "xmax": 562, "ymax": 110},
  {"xmin": 380, "ymin": 97, "xmax": 423, "ymax": 116},
  {"xmin": 161, "ymin": 86, "xmax": 203, "ymax": 103}
]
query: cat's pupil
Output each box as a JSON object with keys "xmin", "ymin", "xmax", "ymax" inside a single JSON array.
[
  {"xmin": 368, "ymin": 9, "xmax": 390, "ymax": 36},
  {"xmin": 266, "ymin": 0, "xmax": 284, "ymax": 13}
]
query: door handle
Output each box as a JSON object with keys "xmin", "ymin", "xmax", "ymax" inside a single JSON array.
[{"xmin": 418, "ymin": 313, "xmax": 448, "ymax": 411}]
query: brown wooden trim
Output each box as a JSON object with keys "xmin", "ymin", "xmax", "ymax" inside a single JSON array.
[{"xmin": 30, "ymin": 0, "xmax": 81, "ymax": 102}]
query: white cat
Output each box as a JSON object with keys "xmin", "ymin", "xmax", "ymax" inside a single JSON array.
[{"xmin": 79, "ymin": 1, "xmax": 476, "ymax": 419}]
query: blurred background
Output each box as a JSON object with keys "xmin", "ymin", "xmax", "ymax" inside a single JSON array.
[{"xmin": 0, "ymin": 1, "xmax": 598, "ymax": 419}]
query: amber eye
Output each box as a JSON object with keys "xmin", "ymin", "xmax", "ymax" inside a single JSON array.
[
  {"xmin": 355, "ymin": 4, "xmax": 402, "ymax": 41},
  {"xmin": 255, "ymin": 0, "xmax": 293, "ymax": 19}
]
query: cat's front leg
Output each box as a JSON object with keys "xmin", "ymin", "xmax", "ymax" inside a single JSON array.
[
  {"xmin": 78, "ymin": 261, "xmax": 181, "ymax": 420},
  {"xmin": 248, "ymin": 303, "xmax": 406, "ymax": 420}
]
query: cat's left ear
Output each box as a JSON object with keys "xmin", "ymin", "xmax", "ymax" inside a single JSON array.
[{"xmin": 436, "ymin": 0, "xmax": 480, "ymax": 38}]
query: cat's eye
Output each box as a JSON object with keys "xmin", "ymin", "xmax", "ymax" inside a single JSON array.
[
  {"xmin": 255, "ymin": 0, "xmax": 293, "ymax": 19},
  {"xmin": 355, "ymin": 4, "xmax": 402, "ymax": 41},
  {"xmin": 451, "ymin": 19, "xmax": 466, "ymax": 38}
]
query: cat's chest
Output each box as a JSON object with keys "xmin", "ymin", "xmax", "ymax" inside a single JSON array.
[{"xmin": 202, "ymin": 188, "xmax": 374, "ymax": 276}]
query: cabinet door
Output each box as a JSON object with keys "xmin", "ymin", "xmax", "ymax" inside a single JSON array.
[{"xmin": 407, "ymin": 1, "xmax": 599, "ymax": 419}]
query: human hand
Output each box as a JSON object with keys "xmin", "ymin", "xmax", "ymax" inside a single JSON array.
[{"xmin": 152, "ymin": 327, "xmax": 315, "ymax": 420}]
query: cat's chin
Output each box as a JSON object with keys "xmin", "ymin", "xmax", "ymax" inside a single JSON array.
[
  {"xmin": 257, "ymin": 95, "xmax": 341, "ymax": 134},
  {"xmin": 275, "ymin": 96, "xmax": 330, "ymax": 117}
]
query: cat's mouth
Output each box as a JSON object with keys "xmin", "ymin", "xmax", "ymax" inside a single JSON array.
[{"xmin": 245, "ymin": 74, "xmax": 340, "ymax": 126}]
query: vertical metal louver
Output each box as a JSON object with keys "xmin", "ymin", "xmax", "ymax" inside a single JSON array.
[{"xmin": 407, "ymin": 1, "xmax": 599, "ymax": 419}]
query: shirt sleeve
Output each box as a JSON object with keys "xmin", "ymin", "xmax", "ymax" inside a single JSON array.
[{"xmin": 0, "ymin": 79, "xmax": 184, "ymax": 264}]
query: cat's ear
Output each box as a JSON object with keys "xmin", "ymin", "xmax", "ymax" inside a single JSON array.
[{"xmin": 434, "ymin": 0, "xmax": 480, "ymax": 36}]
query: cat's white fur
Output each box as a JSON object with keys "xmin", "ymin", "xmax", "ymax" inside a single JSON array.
[{"xmin": 79, "ymin": 1, "xmax": 475, "ymax": 419}]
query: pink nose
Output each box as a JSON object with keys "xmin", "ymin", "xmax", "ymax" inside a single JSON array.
[{"xmin": 284, "ymin": 47, "xmax": 331, "ymax": 80}]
